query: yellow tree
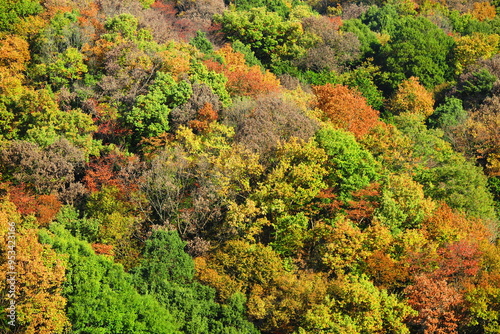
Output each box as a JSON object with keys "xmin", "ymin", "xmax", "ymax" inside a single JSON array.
[
  {"xmin": 386, "ymin": 77, "xmax": 435, "ymax": 117},
  {"xmin": 0, "ymin": 196, "xmax": 69, "ymax": 334},
  {"xmin": 454, "ymin": 33, "xmax": 500, "ymax": 74}
]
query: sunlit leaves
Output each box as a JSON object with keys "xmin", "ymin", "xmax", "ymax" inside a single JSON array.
[
  {"xmin": 313, "ymin": 83, "xmax": 380, "ymax": 138},
  {"xmin": 386, "ymin": 77, "xmax": 435, "ymax": 118}
]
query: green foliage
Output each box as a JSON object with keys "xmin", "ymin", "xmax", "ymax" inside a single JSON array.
[
  {"xmin": 374, "ymin": 173, "xmax": 435, "ymax": 233},
  {"xmin": 361, "ymin": 4, "xmax": 399, "ymax": 34},
  {"xmin": 428, "ymin": 97, "xmax": 467, "ymax": 130},
  {"xmin": 252, "ymin": 138, "xmax": 328, "ymax": 215},
  {"xmin": 55, "ymin": 205, "xmax": 100, "ymax": 242},
  {"xmin": 132, "ymin": 229, "xmax": 259, "ymax": 334},
  {"xmin": 232, "ymin": 0, "xmax": 291, "ymax": 17},
  {"xmin": 342, "ymin": 64, "xmax": 384, "ymax": 110},
  {"xmin": 125, "ymin": 71, "xmax": 192, "ymax": 139},
  {"xmin": 216, "ymin": 7, "xmax": 316, "ymax": 65},
  {"xmin": 488, "ymin": 176, "xmax": 500, "ymax": 212},
  {"xmin": 395, "ymin": 113, "xmax": 497, "ymax": 220},
  {"xmin": 270, "ymin": 213, "xmax": 309, "ymax": 256},
  {"xmin": 43, "ymin": 224, "xmax": 180, "ymax": 334},
  {"xmin": 104, "ymin": 13, "xmax": 141, "ymax": 41},
  {"xmin": 301, "ymin": 274, "xmax": 415, "ymax": 333},
  {"xmin": 190, "ymin": 30, "xmax": 214, "ymax": 55},
  {"xmin": 300, "ymin": 69, "xmax": 341, "ymax": 85},
  {"xmin": 342, "ymin": 18, "xmax": 381, "ymax": 56},
  {"xmin": 0, "ymin": 0, "xmax": 42, "ymax": 32},
  {"xmin": 2, "ymin": 87, "xmax": 97, "ymax": 152},
  {"xmin": 315, "ymin": 127, "xmax": 381, "ymax": 201},
  {"xmin": 231, "ymin": 40, "xmax": 263, "ymax": 68},
  {"xmin": 133, "ymin": 229, "xmax": 194, "ymax": 287},
  {"xmin": 375, "ymin": 15, "xmax": 455, "ymax": 91},
  {"xmin": 459, "ymin": 68, "xmax": 496, "ymax": 96},
  {"xmin": 33, "ymin": 47, "xmax": 88, "ymax": 88},
  {"xmin": 189, "ymin": 61, "xmax": 232, "ymax": 106},
  {"xmin": 31, "ymin": 11, "xmax": 82, "ymax": 65},
  {"xmin": 448, "ymin": 11, "xmax": 499, "ymax": 35},
  {"xmin": 85, "ymin": 186, "xmax": 137, "ymax": 244}
]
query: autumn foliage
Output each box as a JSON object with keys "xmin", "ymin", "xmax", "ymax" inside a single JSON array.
[
  {"xmin": 205, "ymin": 44, "xmax": 280, "ymax": 97},
  {"xmin": 387, "ymin": 77, "xmax": 435, "ymax": 117},
  {"xmin": 313, "ymin": 83, "xmax": 380, "ymax": 138},
  {"xmin": 2, "ymin": 0, "xmax": 500, "ymax": 333}
]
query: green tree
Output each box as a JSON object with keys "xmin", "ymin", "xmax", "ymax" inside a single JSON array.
[
  {"xmin": 125, "ymin": 71, "xmax": 192, "ymax": 140},
  {"xmin": 374, "ymin": 173, "xmax": 435, "ymax": 233},
  {"xmin": 394, "ymin": 113, "xmax": 497, "ymax": 220},
  {"xmin": 0, "ymin": 0, "xmax": 42, "ymax": 32},
  {"xmin": 315, "ymin": 127, "xmax": 381, "ymax": 201},
  {"xmin": 41, "ymin": 224, "xmax": 180, "ymax": 334},
  {"xmin": 301, "ymin": 274, "xmax": 415, "ymax": 334},
  {"xmin": 376, "ymin": 15, "xmax": 455, "ymax": 91},
  {"xmin": 33, "ymin": 47, "xmax": 88, "ymax": 89},
  {"xmin": 342, "ymin": 18, "xmax": 381, "ymax": 56},
  {"xmin": 132, "ymin": 229, "xmax": 259, "ymax": 334},
  {"xmin": 428, "ymin": 97, "xmax": 467, "ymax": 133},
  {"xmin": 215, "ymin": 7, "xmax": 316, "ymax": 65}
]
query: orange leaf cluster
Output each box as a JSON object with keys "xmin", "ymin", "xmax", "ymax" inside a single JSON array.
[
  {"xmin": 92, "ymin": 243, "xmax": 115, "ymax": 256},
  {"xmin": 83, "ymin": 152, "xmax": 140, "ymax": 193},
  {"xmin": 423, "ymin": 203, "xmax": 491, "ymax": 243},
  {"xmin": 205, "ymin": 44, "xmax": 280, "ymax": 97},
  {"xmin": 313, "ymin": 83, "xmax": 380, "ymax": 138},
  {"xmin": 471, "ymin": 1, "xmax": 496, "ymax": 21},
  {"xmin": 8, "ymin": 185, "xmax": 61, "ymax": 226},
  {"xmin": 188, "ymin": 102, "xmax": 218, "ymax": 133}
]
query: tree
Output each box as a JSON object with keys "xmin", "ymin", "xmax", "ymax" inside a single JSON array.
[
  {"xmin": 422, "ymin": 203, "xmax": 491, "ymax": 246},
  {"xmin": 33, "ymin": 47, "xmax": 88, "ymax": 89},
  {"xmin": 251, "ymin": 138, "xmax": 328, "ymax": 217},
  {"xmin": 386, "ymin": 77, "xmax": 435, "ymax": 118},
  {"xmin": 0, "ymin": 0, "xmax": 42, "ymax": 32},
  {"xmin": 0, "ymin": 197, "xmax": 69, "ymax": 334},
  {"xmin": 205, "ymin": 44, "xmax": 281, "ymax": 97},
  {"xmin": 301, "ymin": 274, "xmax": 415, "ymax": 333},
  {"xmin": 228, "ymin": 94, "xmax": 318, "ymax": 157},
  {"xmin": 0, "ymin": 34, "xmax": 31, "ymax": 140},
  {"xmin": 170, "ymin": 83, "xmax": 222, "ymax": 131},
  {"xmin": 43, "ymin": 224, "xmax": 180, "ymax": 334},
  {"xmin": 428, "ymin": 97, "xmax": 467, "ymax": 135},
  {"xmin": 453, "ymin": 67, "xmax": 496, "ymax": 109},
  {"xmin": 342, "ymin": 18, "xmax": 380, "ymax": 56},
  {"xmin": 376, "ymin": 15, "xmax": 455, "ymax": 91},
  {"xmin": 405, "ymin": 275, "xmax": 464, "ymax": 333},
  {"xmin": 315, "ymin": 127, "xmax": 380, "ymax": 201},
  {"xmin": 313, "ymin": 83, "xmax": 380, "ymax": 139},
  {"xmin": 298, "ymin": 16, "xmax": 362, "ymax": 72},
  {"xmin": 215, "ymin": 7, "xmax": 316, "ymax": 65},
  {"xmin": 454, "ymin": 33, "xmax": 500, "ymax": 74},
  {"xmin": 342, "ymin": 63, "xmax": 385, "ymax": 110},
  {"xmin": 471, "ymin": 1, "xmax": 497, "ymax": 21},
  {"xmin": 195, "ymin": 240, "xmax": 330, "ymax": 333},
  {"xmin": 394, "ymin": 113, "xmax": 497, "ymax": 220},
  {"xmin": 374, "ymin": 173, "xmax": 435, "ymax": 233},
  {"xmin": 132, "ymin": 229, "xmax": 259, "ymax": 334},
  {"xmin": 0, "ymin": 139, "xmax": 86, "ymax": 202},
  {"xmin": 453, "ymin": 106, "xmax": 500, "ymax": 176},
  {"xmin": 125, "ymin": 71, "xmax": 192, "ymax": 140}
]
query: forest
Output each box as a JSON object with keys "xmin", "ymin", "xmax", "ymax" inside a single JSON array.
[{"xmin": 1, "ymin": 0, "xmax": 500, "ymax": 332}]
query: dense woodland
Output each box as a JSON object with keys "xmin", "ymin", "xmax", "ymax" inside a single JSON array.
[{"xmin": 1, "ymin": 0, "xmax": 500, "ymax": 332}]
